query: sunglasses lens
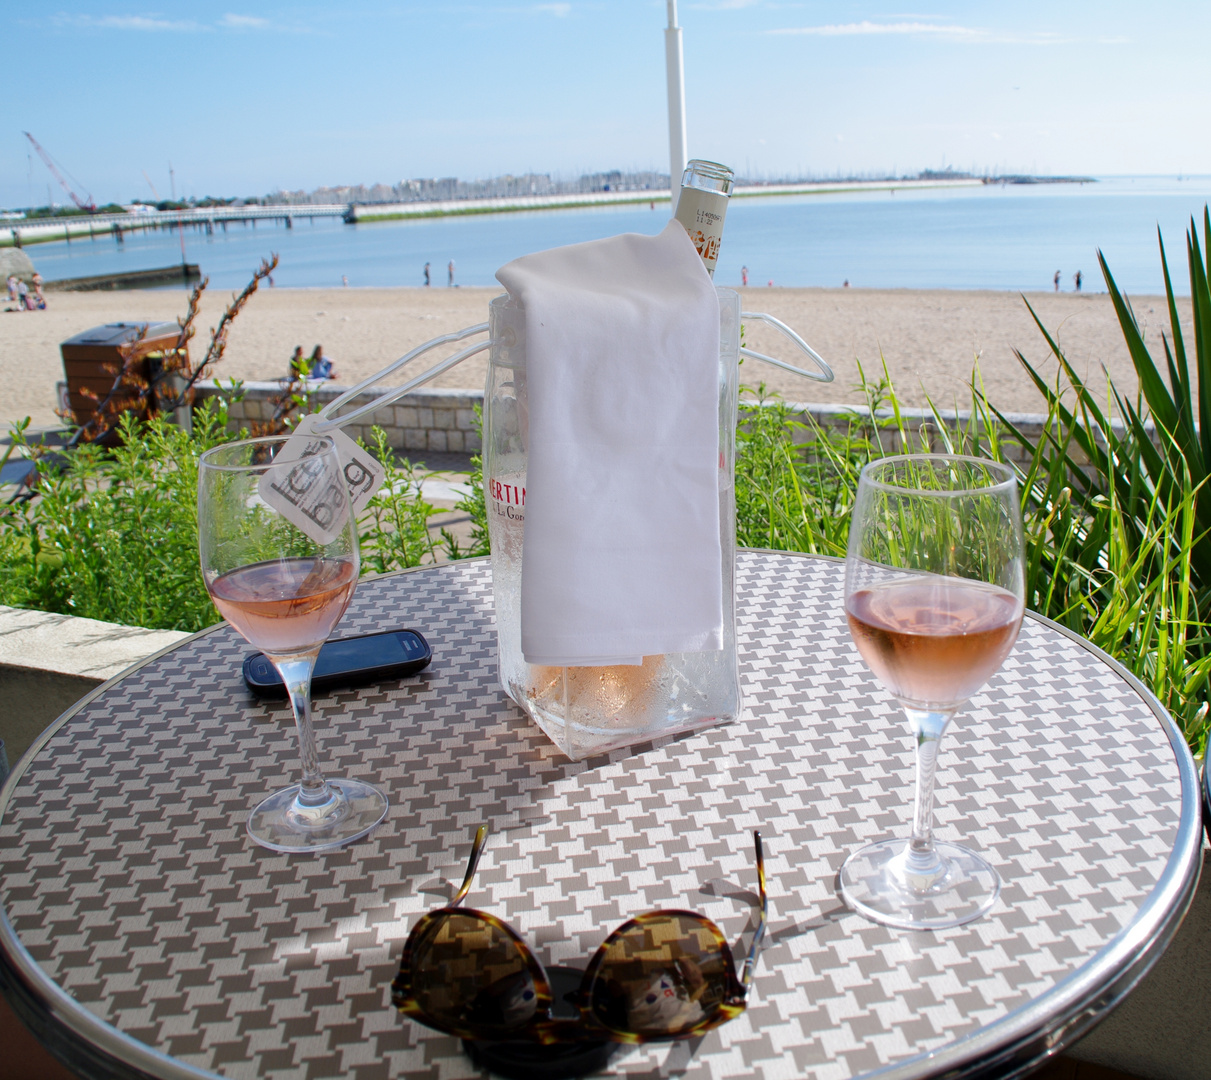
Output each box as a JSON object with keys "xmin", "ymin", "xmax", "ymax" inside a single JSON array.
[
  {"xmin": 408, "ymin": 912, "xmax": 540, "ymax": 1037},
  {"xmin": 589, "ymin": 915, "xmax": 730, "ymax": 1038}
]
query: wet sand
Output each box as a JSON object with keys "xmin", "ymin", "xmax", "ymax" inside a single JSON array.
[{"xmin": 1, "ymin": 284, "xmax": 1192, "ymax": 431}]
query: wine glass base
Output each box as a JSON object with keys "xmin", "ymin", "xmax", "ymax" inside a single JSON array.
[
  {"xmin": 248, "ymin": 778, "xmax": 388, "ymax": 854},
  {"xmin": 839, "ymin": 838, "xmax": 1000, "ymax": 930}
]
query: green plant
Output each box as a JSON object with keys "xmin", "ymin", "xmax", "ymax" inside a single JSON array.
[
  {"xmin": 0, "ymin": 402, "xmax": 237, "ymax": 630},
  {"xmin": 441, "ymin": 405, "xmax": 491, "ymax": 560},
  {"xmin": 732, "ymin": 362, "xmax": 1000, "ymax": 557},
  {"xmin": 356, "ymin": 426, "xmax": 440, "ymax": 573},
  {"xmin": 0, "ymin": 409, "xmax": 451, "ymax": 631},
  {"xmin": 976, "ymin": 209, "xmax": 1211, "ymax": 754}
]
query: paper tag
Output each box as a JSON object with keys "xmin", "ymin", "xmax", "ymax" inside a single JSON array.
[
  {"xmin": 291, "ymin": 413, "xmax": 386, "ymax": 514},
  {"xmin": 257, "ymin": 413, "xmax": 386, "ymax": 545}
]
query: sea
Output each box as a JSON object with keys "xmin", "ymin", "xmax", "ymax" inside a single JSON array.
[{"xmin": 23, "ymin": 175, "xmax": 1211, "ymax": 298}]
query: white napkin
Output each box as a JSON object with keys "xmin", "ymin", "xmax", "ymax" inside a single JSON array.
[{"xmin": 496, "ymin": 221, "xmax": 723, "ymax": 667}]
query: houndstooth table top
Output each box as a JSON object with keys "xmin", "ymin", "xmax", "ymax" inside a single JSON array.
[{"xmin": 0, "ymin": 552, "xmax": 1201, "ymax": 1080}]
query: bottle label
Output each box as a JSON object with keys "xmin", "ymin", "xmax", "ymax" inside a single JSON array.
[
  {"xmin": 488, "ymin": 475, "xmax": 526, "ymax": 523},
  {"xmin": 675, "ymin": 187, "xmax": 729, "ymax": 273}
]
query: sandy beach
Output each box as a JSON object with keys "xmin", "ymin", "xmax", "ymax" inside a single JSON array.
[{"xmin": 1, "ymin": 284, "xmax": 1193, "ymax": 431}]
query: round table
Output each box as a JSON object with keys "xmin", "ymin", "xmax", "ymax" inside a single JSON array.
[{"xmin": 0, "ymin": 552, "xmax": 1201, "ymax": 1080}]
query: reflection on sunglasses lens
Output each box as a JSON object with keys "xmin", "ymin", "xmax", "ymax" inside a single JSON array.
[
  {"xmin": 409, "ymin": 913, "xmax": 538, "ymax": 1036},
  {"xmin": 590, "ymin": 915, "xmax": 729, "ymax": 1037}
]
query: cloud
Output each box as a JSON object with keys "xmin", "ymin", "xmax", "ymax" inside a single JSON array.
[
  {"xmin": 220, "ymin": 14, "xmax": 270, "ymax": 29},
  {"xmin": 52, "ymin": 13, "xmax": 206, "ymax": 31},
  {"xmin": 532, "ymin": 3, "xmax": 570, "ymax": 15},
  {"xmin": 766, "ymin": 21, "xmax": 1075, "ymax": 44},
  {"xmin": 51, "ymin": 11, "xmax": 299, "ymax": 33}
]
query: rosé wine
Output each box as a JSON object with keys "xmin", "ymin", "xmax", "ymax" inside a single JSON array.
[
  {"xmin": 209, "ymin": 556, "xmax": 357, "ymax": 656},
  {"xmin": 846, "ymin": 576, "xmax": 1022, "ymax": 710}
]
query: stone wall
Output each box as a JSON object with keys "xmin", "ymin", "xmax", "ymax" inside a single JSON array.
[{"xmin": 194, "ymin": 381, "xmax": 483, "ymax": 455}]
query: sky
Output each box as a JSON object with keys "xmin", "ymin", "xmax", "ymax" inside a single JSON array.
[{"xmin": 4, "ymin": 1, "xmax": 1210, "ymax": 209}]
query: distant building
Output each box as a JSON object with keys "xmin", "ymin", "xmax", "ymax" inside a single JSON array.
[{"xmin": 264, "ymin": 170, "xmax": 672, "ymax": 207}]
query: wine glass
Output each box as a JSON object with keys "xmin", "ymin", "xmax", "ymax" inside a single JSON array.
[
  {"xmin": 840, "ymin": 454, "xmax": 1024, "ymax": 930},
  {"xmin": 198, "ymin": 435, "xmax": 388, "ymax": 853}
]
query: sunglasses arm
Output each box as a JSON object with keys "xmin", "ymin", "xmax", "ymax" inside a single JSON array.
[
  {"xmin": 451, "ymin": 825, "xmax": 489, "ymax": 907},
  {"xmin": 741, "ymin": 831, "xmax": 767, "ymax": 989}
]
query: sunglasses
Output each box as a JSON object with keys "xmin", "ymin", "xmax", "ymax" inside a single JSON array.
[{"xmin": 391, "ymin": 827, "xmax": 767, "ymax": 1045}]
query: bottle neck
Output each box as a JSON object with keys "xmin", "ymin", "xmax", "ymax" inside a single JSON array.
[{"xmin": 675, "ymin": 160, "xmax": 733, "ymax": 277}]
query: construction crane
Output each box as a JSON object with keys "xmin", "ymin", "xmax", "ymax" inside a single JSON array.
[{"xmin": 23, "ymin": 132, "xmax": 96, "ymax": 213}]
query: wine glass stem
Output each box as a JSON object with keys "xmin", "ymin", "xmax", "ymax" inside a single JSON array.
[
  {"xmin": 904, "ymin": 707, "xmax": 953, "ymax": 868},
  {"xmin": 276, "ymin": 655, "xmax": 332, "ymax": 807}
]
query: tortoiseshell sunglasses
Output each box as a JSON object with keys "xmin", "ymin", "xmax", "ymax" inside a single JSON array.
[{"xmin": 391, "ymin": 827, "xmax": 767, "ymax": 1045}]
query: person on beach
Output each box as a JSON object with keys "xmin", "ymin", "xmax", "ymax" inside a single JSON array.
[
  {"xmin": 309, "ymin": 345, "xmax": 337, "ymax": 380},
  {"xmin": 424, "ymin": 262, "xmax": 431, "ymax": 287},
  {"xmin": 1054, "ymin": 270, "xmax": 1061, "ymax": 292},
  {"xmin": 32, "ymin": 272, "xmax": 44, "ymax": 308},
  {"xmin": 741, "ymin": 265, "xmax": 748, "ymax": 286},
  {"xmin": 1074, "ymin": 270, "xmax": 1082, "ymax": 292},
  {"xmin": 448, "ymin": 260, "xmax": 455, "ymax": 287},
  {"xmin": 15, "ymin": 279, "xmax": 29, "ymax": 311},
  {"xmin": 288, "ymin": 346, "xmax": 306, "ymax": 380},
  {"xmin": 6, "ymin": 275, "xmax": 18, "ymax": 306}
]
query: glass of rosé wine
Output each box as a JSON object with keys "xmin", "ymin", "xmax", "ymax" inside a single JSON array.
[
  {"xmin": 840, "ymin": 454, "xmax": 1024, "ymax": 930},
  {"xmin": 198, "ymin": 435, "xmax": 387, "ymax": 853}
]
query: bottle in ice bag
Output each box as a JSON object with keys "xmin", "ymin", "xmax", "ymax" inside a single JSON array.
[{"xmin": 483, "ymin": 287, "xmax": 743, "ymax": 760}]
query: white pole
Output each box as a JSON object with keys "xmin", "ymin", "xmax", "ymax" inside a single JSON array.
[{"xmin": 665, "ymin": 0, "xmax": 687, "ymax": 217}]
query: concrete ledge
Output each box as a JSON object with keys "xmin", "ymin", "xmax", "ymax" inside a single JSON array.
[{"xmin": 0, "ymin": 605, "xmax": 189, "ymax": 763}]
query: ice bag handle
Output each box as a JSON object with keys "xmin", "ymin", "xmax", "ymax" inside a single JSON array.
[
  {"xmin": 739, "ymin": 311, "xmax": 834, "ymax": 383},
  {"xmin": 313, "ymin": 323, "xmax": 490, "ymax": 434}
]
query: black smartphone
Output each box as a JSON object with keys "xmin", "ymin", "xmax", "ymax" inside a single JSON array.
[{"xmin": 243, "ymin": 629, "xmax": 432, "ymax": 698}]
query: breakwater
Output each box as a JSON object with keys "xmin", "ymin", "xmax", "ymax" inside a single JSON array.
[{"xmin": 344, "ymin": 178, "xmax": 982, "ymax": 222}]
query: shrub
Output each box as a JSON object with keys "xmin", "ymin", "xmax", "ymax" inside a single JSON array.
[
  {"xmin": 1, "ymin": 403, "xmax": 235, "ymax": 630},
  {"xmin": 0, "ymin": 404, "xmax": 446, "ymax": 633}
]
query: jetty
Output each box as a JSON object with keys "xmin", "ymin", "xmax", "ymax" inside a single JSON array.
[
  {"xmin": 2, "ymin": 204, "xmax": 346, "ymax": 249},
  {"xmin": 44, "ymin": 264, "xmax": 201, "ymax": 292}
]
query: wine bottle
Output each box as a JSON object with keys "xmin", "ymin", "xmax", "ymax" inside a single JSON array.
[{"xmin": 673, "ymin": 159, "xmax": 734, "ymax": 277}]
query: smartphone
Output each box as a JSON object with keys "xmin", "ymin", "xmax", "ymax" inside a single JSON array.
[{"xmin": 243, "ymin": 629, "xmax": 432, "ymax": 698}]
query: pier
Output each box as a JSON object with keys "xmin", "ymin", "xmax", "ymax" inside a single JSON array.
[{"xmin": 1, "ymin": 204, "xmax": 347, "ymax": 249}]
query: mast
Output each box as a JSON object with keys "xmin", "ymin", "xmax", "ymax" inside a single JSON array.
[{"xmin": 664, "ymin": 1, "xmax": 688, "ymax": 217}]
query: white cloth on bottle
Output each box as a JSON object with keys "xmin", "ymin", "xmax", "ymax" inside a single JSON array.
[{"xmin": 495, "ymin": 221, "xmax": 723, "ymax": 667}]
